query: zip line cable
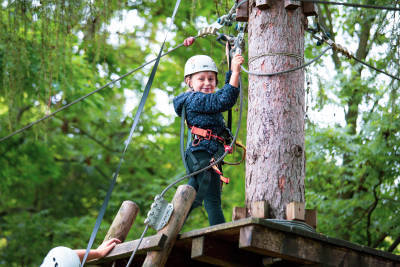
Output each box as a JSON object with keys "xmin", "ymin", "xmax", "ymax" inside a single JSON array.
[
  {"xmin": 80, "ymin": 1, "xmax": 182, "ymax": 266},
  {"xmin": 0, "ymin": 40, "xmax": 192, "ymax": 143},
  {"xmin": 300, "ymin": 0, "xmax": 400, "ymax": 12},
  {"xmin": 352, "ymin": 56, "xmax": 400, "ymax": 82},
  {"xmin": 309, "ymin": 32, "xmax": 400, "ymax": 82},
  {"xmin": 2, "ymin": 0, "xmax": 397, "ymax": 144}
]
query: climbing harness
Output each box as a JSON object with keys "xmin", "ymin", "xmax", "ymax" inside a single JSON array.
[{"xmin": 190, "ymin": 125, "xmax": 226, "ymax": 146}]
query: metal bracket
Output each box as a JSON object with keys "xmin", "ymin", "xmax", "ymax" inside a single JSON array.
[{"xmin": 144, "ymin": 195, "xmax": 174, "ymax": 231}]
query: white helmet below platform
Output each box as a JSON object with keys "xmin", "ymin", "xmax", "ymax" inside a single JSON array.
[
  {"xmin": 184, "ymin": 55, "xmax": 218, "ymax": 77},
  {"xmin": 41, "ymin": 246, "xmax": 81, "ymax": 267}
]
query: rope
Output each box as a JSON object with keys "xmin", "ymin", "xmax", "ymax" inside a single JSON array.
[
  {"xmin": 299, "ymin": 0, "xmax": 400, "ymax": 12},
  {"xmin": 248, "ymin": 52, "xmax": 303, "ymax": 64},
  {"xmin": 242, "ymin": 46, "xmax": 331, "ymax": 76},
  {"xmin": 0, "ymin": 38, "xmax": 200, "ymax": 143},
  {"xmin": 310, "ymin": 34, "xmax": 400, "ymax": 82}
]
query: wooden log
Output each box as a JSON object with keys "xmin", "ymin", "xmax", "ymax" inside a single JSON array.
[
  {"xmin": 142, "ymin": 185, "xmax": 196, "ymax": 267},
  {"xmin": 284, "ymin": 0, "xmax": 301, "ymax": 10},
  {"xmin": 191, "ymin": 235, "xmax": 262, "ymax": 266},
  {"xmin": 286, "ymin": 202, "xmax": 305, "ymax": 221},
  {"xmin": 239, "ymin": 225, "xmax": 398, "ymax": 266},
  {"xmin": 302, "ymin": 2, "xmax": 318, "ymax": 17},
  {"xmin": 250, "ymin": 201, "xmax": 269, "ymax": 218},
  {"xmin": 103, "ymin": 200, "xmax": 139, "ymax": 243},
  {"xmin": 305, "ymin": 209, "xmax": 317, "ymax": 229},
  {"xmin": 256, "ymin": 0, "xmax": 272, "ymax": 10},
  {"xmin": 232, "ymin": 207, "xmax": 247, "ymax": 221},
  {"xmin": 236, "ymin": 0, "xmax": 249, "ymax": 22},
  {"xmin": 89, "ymin": 233, "xmax": 167, "ymax": 264}
]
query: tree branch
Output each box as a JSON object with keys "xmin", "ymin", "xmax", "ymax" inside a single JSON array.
[
  {"xmin": 388, "ymin": 235, "xmax": 400, "ymax": 252},
  {"xmin": 72, "ymin": 125, "xmax": 122, "ymax": 153},
  {"xmin": 367, "ymin": 172, "xmax": 383, "ymax": 246}
]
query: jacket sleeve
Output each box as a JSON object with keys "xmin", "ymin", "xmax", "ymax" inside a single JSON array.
[
  {"xmin": 173, "ymin": 92, "xmax": 189, "ymax": 117},
  {"xmin": 187, "ymin": 72, "xmax": 239, "ymax": 114}
]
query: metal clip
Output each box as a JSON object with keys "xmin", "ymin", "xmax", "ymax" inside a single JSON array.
[{"xmin": 144, "ymin": 195, "xmax": 174, "ymax": 231}]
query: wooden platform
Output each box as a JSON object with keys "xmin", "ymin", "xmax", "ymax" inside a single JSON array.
[{"xmin": 89, "ymin": 218, "xmax": 400, "ymax": 266}]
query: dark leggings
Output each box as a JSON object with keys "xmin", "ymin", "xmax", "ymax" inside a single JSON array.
[{"xmin": 186, "ymin": 150, "xmax": 225, "ymax": 226}]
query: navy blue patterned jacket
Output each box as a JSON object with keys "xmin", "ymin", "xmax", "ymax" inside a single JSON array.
[{"xmin": 173, "ymin": 71, "xmax": 239, "ymax": 155}]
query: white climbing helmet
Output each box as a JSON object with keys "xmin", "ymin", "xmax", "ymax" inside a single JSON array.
[
  {"xmin": 184, "ymin": 55, "xmax": 218, "ymax": 77},
  {"xmin": 40, "ymin": 246, "xmax": 81, "ymax": 267}
]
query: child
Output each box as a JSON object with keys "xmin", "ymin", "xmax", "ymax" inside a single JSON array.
[{"xmin": 173, "ymin": 48, "xmax": 244, "ymax": 226}]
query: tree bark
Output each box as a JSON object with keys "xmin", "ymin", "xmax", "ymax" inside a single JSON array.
[{"xmin": 246, "ymin": 0, "xmax": 305, "ymax": 219}]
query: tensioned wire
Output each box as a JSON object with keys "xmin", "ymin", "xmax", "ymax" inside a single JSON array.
[
  {"xmin": 300, "ymin": 0, "xmax": 400, "ymax": 12},
  {"xmin": 0, "ymin": 40, "xmax": 190, "ymax": 143}
]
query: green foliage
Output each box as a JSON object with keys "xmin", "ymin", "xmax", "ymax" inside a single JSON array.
[
  {"xmin": 0, "ymin": 0, "xmax": 248, "ymax": 265},
  {"xmin": 1, "ymin": 0, "xmax": 399, "ymax": 265},
  {"xmin": 305, "ymin": 0, "xmax": 400, "ymax": 254}
]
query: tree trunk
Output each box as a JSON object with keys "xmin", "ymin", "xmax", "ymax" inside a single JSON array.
[{"xmin": 245, "ymin": 0, "xmax": 305, "ymax": 219}]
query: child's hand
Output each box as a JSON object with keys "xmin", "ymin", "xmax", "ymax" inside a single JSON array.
[
  {"xmin": 95, "ymin": 238, "xmax": 121, "ymax": 258},
  {"xmin": 231, "ymin": 54, "xmax": 244, "ymax": 73}
]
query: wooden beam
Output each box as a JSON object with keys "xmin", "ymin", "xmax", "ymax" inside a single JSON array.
[
  {"xmin": 236, "ymin": 0, "xmax": 249, "ymax": 22},
  {"xmin": 284, "ymin": 0, "xmax": 301, "ymax": 10},
  {"xmin": 232, "ymin": 207, "xmax": 247, "ymax": 221},
  {"xmin": 239, "ymin": 225, "xmax": 398, "ymax": 267},
  {"xmin": 286, "ymin": 202, "xmax": 305, "ymax": 221},
  {"xmin": 256, "ymin": 0, "xmax": 272, "ymax": 10},
  {"xmin": 103, "ymin": 200, "xmax": 139, "ymax": 243},
  {"xmin": 89, "ymin": 233, "xmax": 167, "ymax": 264},
  {"xmin": 191, "ymin": 235, "xmax": 263, "ymax": 266},
  {"xmin": 142, "ymin": 185, "xmax": 196, "ymax": 267},
  {"xmin": 305, "ymin": 209, "xmax": 317, "ymax": 229},
  {"xmin": 250, "ymin": 201, "xmax": 269, "ymax": 219}
]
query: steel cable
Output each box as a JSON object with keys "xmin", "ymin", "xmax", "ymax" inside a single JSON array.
[{"xmin": 0, "ymin": 39, "xmax": 196, "ymax": 143}]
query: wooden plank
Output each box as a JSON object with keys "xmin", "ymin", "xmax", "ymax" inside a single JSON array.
[
  {"xmin": 305, "ymin": 209, "xmax": 317, "ymax": 229},
  {"xmin": 239, "ymin": 225, "xmax": 398, "ymax": 267},
  {"xmin": 284, "ymin": 0, "xmax": 301, "ymax": 10},
  {"xmin": 89, "ymin": 233, "xmax": 167, "ymax": 264},
  {"xmin": 142, "ymin": 185, "xmax": 196, "ymax": 267},
  {"xmin": 232, "ymin": 207, "xmax": 247, "ymax": 221},
  {"xmin": 191, "ymin": 235, "xmax": 262, "ymax": 267},
  {"xmin": 255, "ymin": 0, "xmax": 272, "ymax": 10},
  {"xmin": 250, "ymin": 201, "xmax": 269, "ymax": 218},
  {"xmin": 236, "ymin": 0, "xmax": 249, "ymax": 22},
  {"xmin": 286, "ymin": 202, "xmax": 305, "ymax": 221},
  {"xmin": 103, "ymin": 200, "xmax": 139, "ymax": 243}
]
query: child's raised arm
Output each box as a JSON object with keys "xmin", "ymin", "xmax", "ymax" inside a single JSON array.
[{"xmin": 229, "ymin": 54, "xmax": 244, "ymax": 88}]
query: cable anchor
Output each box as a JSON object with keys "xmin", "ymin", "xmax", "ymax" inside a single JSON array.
[{"xmin": 144, "ymin": 195, "xmax": 174, "ymax": 231}]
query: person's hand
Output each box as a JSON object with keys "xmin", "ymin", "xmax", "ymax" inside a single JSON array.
[
  {"xmin": 95, "ymin": 238, "xmax": 121, "ymax": 258},
  {"xmin": 231, "ymin": 54, "xmax": 244, "ymax": 73}
]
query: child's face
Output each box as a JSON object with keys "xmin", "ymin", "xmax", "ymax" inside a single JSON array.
[{"xmin": 188, "ymin": 71, "xmax": 217, "ymax": 94}]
